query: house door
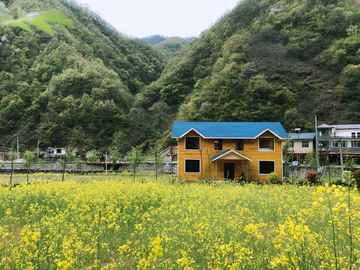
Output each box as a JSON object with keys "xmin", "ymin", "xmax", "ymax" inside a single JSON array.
[{"xmin": 224, "ymin": 163, "xmax": 235, "ymax": 180}]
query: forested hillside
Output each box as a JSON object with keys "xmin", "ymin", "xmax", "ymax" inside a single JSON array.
[
  {"xmin": 143, "ymin": 34, "xmax": 168, "ymax": 45},
  {"xmin": 154, "ymin": 37, "xmax": 191, "ymax": 60},
  {"xmin": 140, "ymin": 0, "xmax": 360, "ymax": 147},
  {"xmin": 2, "ymin": 0, "xmax": 360, "ymax": 154},
  {"xmin": 0, "ymin": 0, "xmax": 166, "ymax": 154}
]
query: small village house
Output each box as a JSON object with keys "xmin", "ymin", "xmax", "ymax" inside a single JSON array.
[
  {"xmin": 317, "ymin": 123, "xmax": 360, "ymax": 164},
  {"xmin": 172, "ymin": 122, "xmax": 288, "ymax": 181},
  {"xmin": 160, "ymin": 146, "xmax": 178, "ymax": 162},
  {"xmin": 288, "ymin": 131, "xmax": 316, "ymax": 163}
]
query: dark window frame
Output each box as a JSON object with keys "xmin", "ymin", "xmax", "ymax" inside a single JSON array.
[
  {"xmin": 185, "ymin": 137, "xmax": 200, "ymax": 150},
  {"xmin": 185, "ymin": 159, "xmax": 200, "ymax": 173},
  {"xmin": 236, "ymin": 139, "xmax": 244, "ymax": 150},
  {"xmin": 258, "ymin": 137, "xmax": 275, "ymax": 151},
  {"xmin": 302, "ymin": 141, "xmax": 309, "ymax": 148},
  {"xmin": 259, "ymin": 161, "xmax": 275, "ymax": 175},
  {"xmin": 214, "ymin": 139, "xmax": 222, "ymax": 150}
]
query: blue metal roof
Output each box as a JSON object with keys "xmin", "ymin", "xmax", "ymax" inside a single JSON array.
[{"xmin": 172, "ymin": 122, "xmax": 288, "ymax": 139}]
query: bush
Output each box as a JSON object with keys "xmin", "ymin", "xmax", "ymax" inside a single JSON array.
[
  {"xmin": 330, "ymin": 178, "xmax": 345, "ymax": 186},
  {"xmin": 297, "ymin": 177, "xmax": 308, "ymax": 186},
  {"xmin": 306, "ymin": 171, "xmax": 318, "ymax": 183},
  {"xmin": 267, "ymin": 172, "xmax": 280, "ymax": 183},
  {"xmin": 351, "ymin": 169, "xmax": 360, "ymax": 181},
  {"xmin": 351, "ymin": 169, "xmax": 360, "ymax": 188}
]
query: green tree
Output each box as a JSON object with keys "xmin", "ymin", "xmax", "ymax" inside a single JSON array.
[
  {"xmin": 305, "ymin": 150, "xmax": 317, "ymax": 171},
  {"xmin": 128, "ymin": 146, "xmax": 145, "ymax": 181},
  {"xmin": 340, "ymin": 65, "xmax": 360, "ymax": 122},
  {"xmin": 38, "ymin": 158, "xmax": 47, "ymax": 170},
  {"xmin": 8, "ymin": 148, "xmax": 16, "ymax": 186},
  {"xmin": 22, "ymin": 150, "xmax": 35, "ymax": 184},
  {"xmin": 151, "ymin": 146, "xmax": 164, "ymax": 181},
  {"xmin": 86, "ymin": 150, "xmax": 97, "ymax": 179},
  {"xmin": 58, "ymin": 149, "xmax": 76, "ymax": 181},
  {"xmin": 109, "ymin": 148, "xmax": 120, "ymax": 173},
  {"xmin": 0, "ymin": 2, "xmax": 73, "ymax": 35},
  {"xmin": 74, "ymin": 158, "xmax": 83, "ymax": 172}
]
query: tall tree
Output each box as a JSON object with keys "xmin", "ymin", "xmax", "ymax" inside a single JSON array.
[
  {"xmin": 58, "ymin": 149, "xmax": 76, "ymax": 181},
  {"xmin": 109, "ymin": 148, "xmax": 120, "ymax": 173},
  {"xmin": 22, "ymin": 150, "xmax": 35, "ymax": 184},
  {"xmin": 151, "ymin": 146, "xmax": 164, "ymax": 181},
  {"xmin": 128, "ymin": 146, "xmax": 145, "ymax": 181},
  {"xmin": 7, "ymin": 148, "xmax": 16, "ymax": 186},
  {"xmin": 86, "ymin": 150, "xmax": 97, "ymax": 179}
]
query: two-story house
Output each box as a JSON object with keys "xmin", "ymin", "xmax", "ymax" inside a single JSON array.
[
  {"xmin": 288, "ymin": 132, "xmax": 316, "ymax": 163},
  {"xmin": 171, "ymin": 122, "xmax": 288, "ymax": 181},
  {"xmin": 317, "ymin": 124, "xmax": 360, "ymax": 164}
]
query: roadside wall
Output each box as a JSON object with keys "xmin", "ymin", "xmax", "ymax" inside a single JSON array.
[{"xmin": 0, "ymin": 162, "xmax": 178, "ymax": 175}]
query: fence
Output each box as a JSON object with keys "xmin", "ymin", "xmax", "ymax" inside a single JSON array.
[{"xmin": 0, "ymin": 161, "xmax": 178, "ymax": 175}]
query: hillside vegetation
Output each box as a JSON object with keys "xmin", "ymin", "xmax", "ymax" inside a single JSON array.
[
  {"xmin": 154, "ymin": 37, "xmax": 191, "ymax": 60},
  {"xmin": 140, "ymin": 0, "xmax": 360, "ymax": 147},
  {"xmin": 0, "ymin": 0, "xmax": 166, "ymax": 153},
  {"xmin": 2, "ymin": 0, "xmax": 360, "ymax": 153}
]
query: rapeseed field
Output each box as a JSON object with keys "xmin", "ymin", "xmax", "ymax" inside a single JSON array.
[{"xmin": 0, "ymin": 178, "xmax": 359, "ymax": 269}]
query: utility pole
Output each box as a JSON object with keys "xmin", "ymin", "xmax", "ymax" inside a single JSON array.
[
  {"xmin": 105, "ymin": 150, "xmax": 108, "ymax": 175},
  {"xmin": 16, "ymin": 137, "xmax": 19, "ymax": 160},
  {"xmin": 339, "ymin": 140, "xmax": 344, "ymax": 176},
  {"xmin": 37, "ymin": 140, "xmax": 40, "ymax": 157},
  {"xmin": 315, "ymin": 116, "xmax": 320, "ymax": 172}
]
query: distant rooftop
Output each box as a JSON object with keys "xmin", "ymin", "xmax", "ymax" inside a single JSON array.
[
  {"xmin": 172, "ymin": 122, "xmax": 288, "ymax": 139},
  {"xmin": 289, "ymin": 133, "xmax": 315, "ymax": 140},
  {"xmin": 318, "ymin": 124, "xmax": 360, "ymax": 130}
]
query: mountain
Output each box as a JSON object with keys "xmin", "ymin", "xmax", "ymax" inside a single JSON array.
[
  {"xmin": 154, "ymin": 37, "xmax": 191, "ymax": 60},
  {"xmin": 139, "ymin": 0, "xmax": 360, "ymax": 147},
  {"xmin": 0, "ymin": 0, "xmax": 166, "ymax": 153},
  {"xmin": 142, "ymin": 34, "xmax": 168, "ymax": 45},
  {"xmin": 3, "ymin": 0, "xmax": 360, "ymax": 154}
]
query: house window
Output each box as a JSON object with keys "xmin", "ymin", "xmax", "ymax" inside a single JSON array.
[
  {"xmin": 302, "ymin": 141, "xmax": 309, "ymax": 148},
  {"xmin": 185, "ymin": 159, "xmax": 200, "ymax": 173},
  {"xmin": 290, "ymin": 141, "xmax": 294, "ymax": 148},
  {"xmin": 57, "ymin": 149, "xmax": 61, "ymax": 154},
  {"xmin": 259, "ymin": 138, "xmax": 274, "ymax": 151},
  {"xmin": 214, "ymin": 139, "xmax": 222, "ymax": 150},
  {"xmin": 185, "ymin": 137, "xmax": 200, "ymax": 150},
  {"xmin": 351, "ymin": 141, "xmax": 360, "ymax": 148},
  {"xmin": 236, "ymin": 139, "xmax": 243, "ymax": 150},
  {"xmin": 357, "ymin": 132, "xmax": 360, "ymax": 138},
  {"xmin": 259, "ymin": 161, "xmax": 275, "ymax": 175},
  {"xmin": 332, "ymin": 141, "xmax": 346, "ymax": 148},
  {"xmin": 352, "ymin": 132, "xmax": 356, "ymax": 138}
]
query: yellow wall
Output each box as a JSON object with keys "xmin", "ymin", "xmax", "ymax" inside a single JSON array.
[{"xmin": 177, "ymin": 130, "xmax": 283, "ymax": 181}]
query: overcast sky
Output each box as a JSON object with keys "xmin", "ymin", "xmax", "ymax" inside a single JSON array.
[{"xmin": 74, "ymin": 0, "xmax": 240, "ymax": 38}]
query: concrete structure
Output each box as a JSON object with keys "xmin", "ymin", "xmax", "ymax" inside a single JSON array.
[{"xmin": 317, "ymin": 124, "xmax": 360, "ymax": 164}]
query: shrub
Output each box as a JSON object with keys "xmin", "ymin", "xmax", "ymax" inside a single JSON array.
[
  {"xmin": 306, "ymin": 171, "xmax": 318, "ymax": 183},
  {"xmin": 297, "ymin": 177, "xmax": 309, "ymax": 186},
  {"xmin": 351, "ymin": 169, "xmax": 360, "ymax": 181},
  {"xmin": 267, "ymin": 172, "xmax": 280, "ymax": 183},
  {"xmin": 351, "ymin": 169, "xmax": 360, "ymax": 188}
]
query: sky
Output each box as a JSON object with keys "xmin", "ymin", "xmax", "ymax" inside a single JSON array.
[{"xmin": 74, "ymin": 0, "xmax": 240, "ymax": 38}]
